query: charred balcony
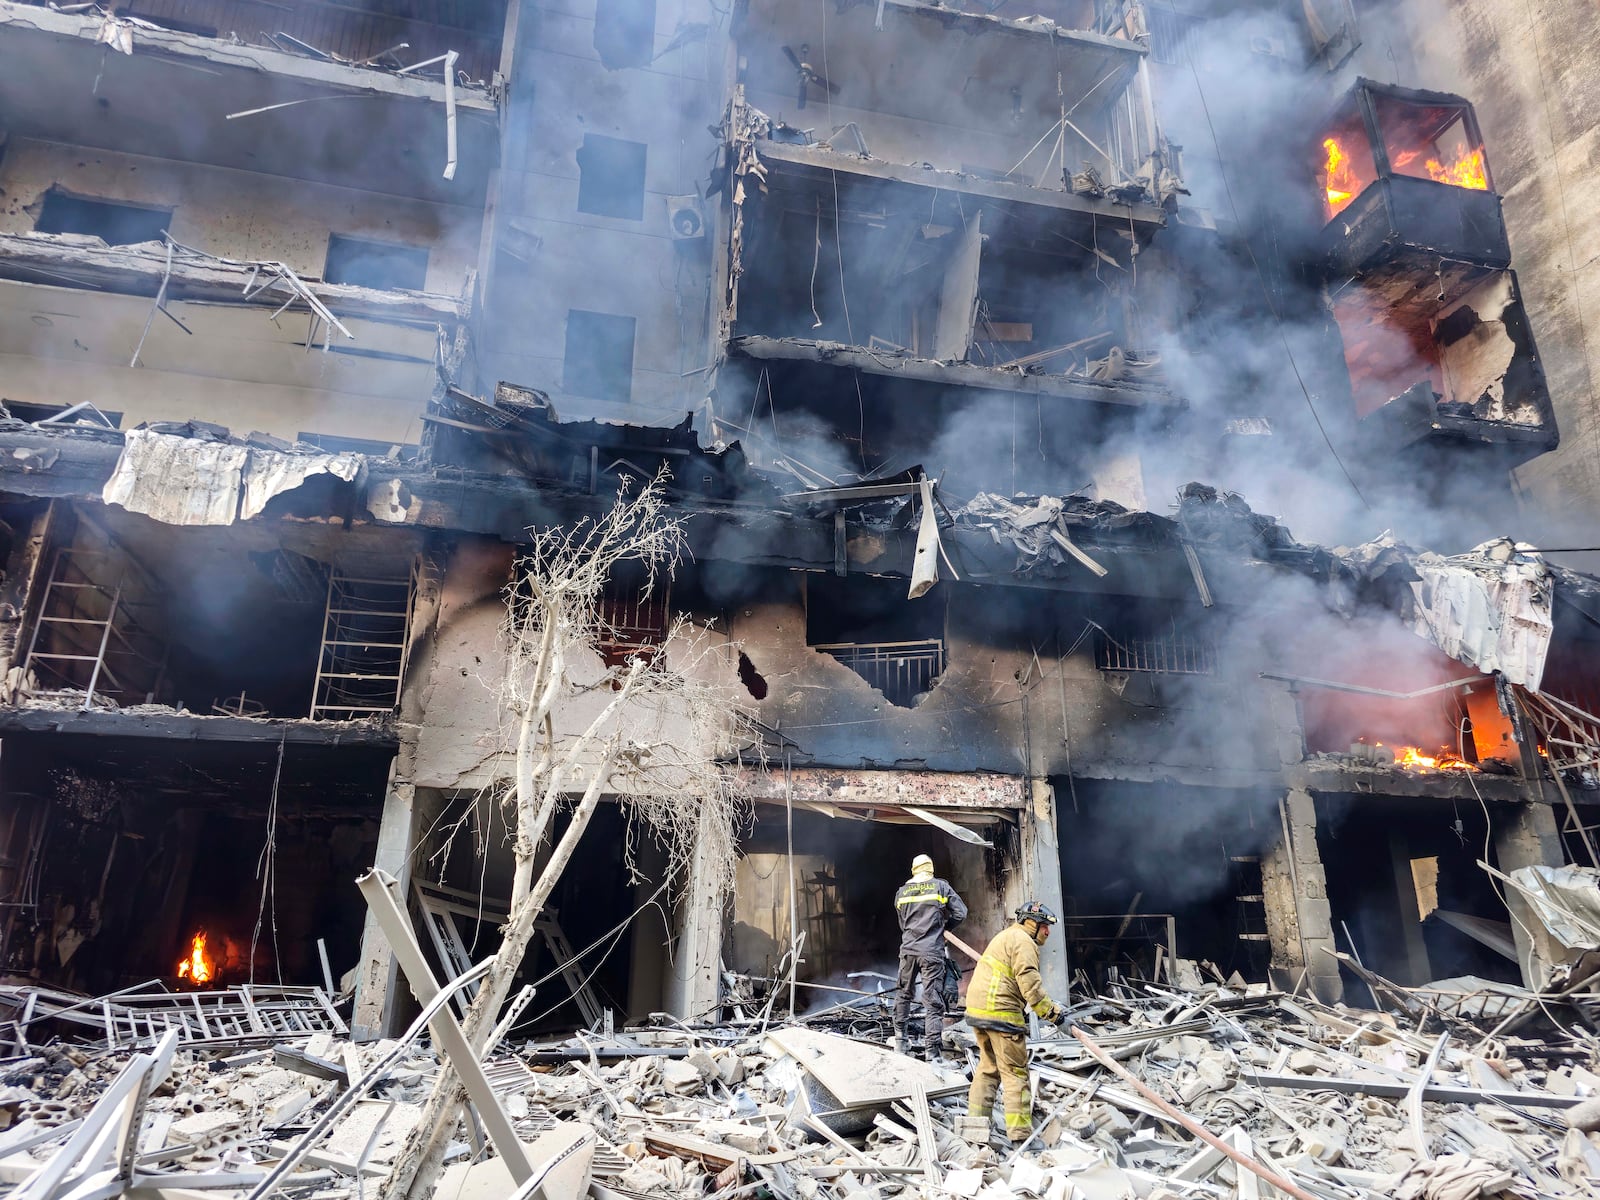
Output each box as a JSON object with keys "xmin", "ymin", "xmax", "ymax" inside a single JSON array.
[
  {"xmin": 1333, "ymin": 268, "xmax": 1557, "ymax": 464},
  {"xmin": 1309, "ymin": 81, "xmax": 1554, "ymax": 463},
  {"xmin": 734, "ymin": 0, "xmax": 1153, "ymax": 194},
  {"xmin": 724, "ymin": 160, "xmax": 1176, "ymax": 412},
  {"xmin": 0, "ymin": 0, "xmax": 501, "ymax": 205},
  {"xmin": 1314, "ymin": 79, "xmax": 1508, "ymax": 278}
]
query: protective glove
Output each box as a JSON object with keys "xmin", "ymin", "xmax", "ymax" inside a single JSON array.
[{"xmin": 1049, "ymin": 1005, "xmax": 1069, "ymax": 1027}]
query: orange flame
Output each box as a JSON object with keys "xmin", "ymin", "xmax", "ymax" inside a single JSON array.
[
  {"xmin": 1393, "ymin": 745, "xmax": 1475, "ymax": 772},
  {"xmin": 1392, "ymin": 144, "xmax": 1488, "ymax": 191},
  {"xmin": 1323, "ymin": 136, "xmax": 1359, "ymax": 216},
  {"xmin": 1424, "ymin": 146, "xmax": 1488, "ymax": 191},
  {"xmin": 176, "ymin": 931, "xmax": 214, "ymax": 984}
]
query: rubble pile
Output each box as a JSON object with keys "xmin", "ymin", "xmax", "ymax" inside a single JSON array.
[{"xmin": 1, "ymin": 970, "xmax": 1597, "ymax": 1200}]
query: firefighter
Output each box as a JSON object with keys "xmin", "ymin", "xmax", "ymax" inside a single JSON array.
[
  {"xmin": 892, "ymin": 854, "xmax": 968, "ymax": 1060},
  {"xmin": 960, "ymin": 900, "xmax": 1067, "ymax": 1144}
]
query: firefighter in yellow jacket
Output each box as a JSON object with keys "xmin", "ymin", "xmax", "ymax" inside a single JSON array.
[{"xmin": 961, "ymin": 900, "xmax": 1066, "ymax": 1144}]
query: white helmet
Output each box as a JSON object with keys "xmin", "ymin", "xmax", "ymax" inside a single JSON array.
[{"xmin": 911, "ymin": 854, "xmax": 934, "ymax": 874}]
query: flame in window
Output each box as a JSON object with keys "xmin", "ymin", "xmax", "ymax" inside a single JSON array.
[{"xmin": 1323, "ymin": 136, "xmax": 1360, "ymax": 216}]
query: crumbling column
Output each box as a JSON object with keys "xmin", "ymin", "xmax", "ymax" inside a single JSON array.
[
  {"xmin": 1260, "ymin": 789, "xmax": 1342, "ymax": 1002},
  {"xmin": 1022, "ymin": 778, "xmax": 1069, "ymax": 999},
  {"xmin": 1494, "ymin": 801, "xmax": 1565, "ymax": 990},
  {"xmin": 665, "ymin": 800, "xmax": 728, "ymax": 1020},
  {"xmin": 350, "ymin": 553, "xmax": 445, "ymax": 1040}
]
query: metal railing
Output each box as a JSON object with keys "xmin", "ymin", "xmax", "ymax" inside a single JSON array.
[
  {"xmin": 1095, "ymin": 627, "xmax": 1217, "ymax": 675},
  {"xmin": 814, "ymin": 639, "xmax": 945, "ymax": 707}
]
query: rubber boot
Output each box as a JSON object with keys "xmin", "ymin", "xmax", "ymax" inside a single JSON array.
[{"xmin": 892, "ymin": 1029, "xmax": 908, "ymax": 1055}]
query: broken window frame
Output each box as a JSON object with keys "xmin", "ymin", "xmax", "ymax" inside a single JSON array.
[
  {"xmin": 20, "ymin": 545, "xmax": 169, "ymax": 709},
  {"xmin": 810, "ymin": 638, "xmax": 947, "ymax": 708},
  {"xmin": 309, "ymin": 561, "xmax": 419, "ymax": 720}
]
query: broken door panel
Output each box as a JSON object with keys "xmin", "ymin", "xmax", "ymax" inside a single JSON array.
[{"xmin": 933, "ymin": 210, "xmax": 982, "ymax": 362}]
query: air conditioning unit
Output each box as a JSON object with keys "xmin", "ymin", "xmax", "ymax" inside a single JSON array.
[{"xmin": 666, "ymin": 195, "xmax": 706, "ymax": 240}]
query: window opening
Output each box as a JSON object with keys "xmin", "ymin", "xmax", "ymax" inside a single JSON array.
[
  {"xmin": 576, "ymin": 135, "xmax": 648, "ymax": 220},
  {"xmin": 324, "ymin": 234, "xmax": 430, "ymax": 291},
  {"xmin": 35, "ymin": 190, "xmax": 172, "ymax": 246},
  {"xmin": 563, "ymin": 310, "xmax": 636, "ymax": 402}
]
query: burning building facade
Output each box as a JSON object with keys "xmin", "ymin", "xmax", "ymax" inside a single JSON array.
[{"xmin": 0, "ymin": 0, "xmax": 1593, "ymax": 1040}]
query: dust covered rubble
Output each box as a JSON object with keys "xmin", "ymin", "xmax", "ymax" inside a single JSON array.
[{"xmin": 1, "ymin": 974, "xmax": 1597, "ymax": 1200}]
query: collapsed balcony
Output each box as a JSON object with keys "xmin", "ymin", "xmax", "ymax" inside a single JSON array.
[
  {"xmin": 0, "ymin": 231, "xmax": 460, "ymax": 443},
  {"xmin": 0, "ymin": 0, "xmax": 499, "ymax": 204}
]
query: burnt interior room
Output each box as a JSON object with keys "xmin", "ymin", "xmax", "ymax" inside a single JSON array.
[
  {"xmin": 1313, "ymin": 793, "xmax": 1522, "ymax": 992},
  {"xmin": 730, "ymin": 805, "xmax": 1000, "ymax": 1006},
  {"xmin": 733, "ymin": 174, "xmax": 982, "ymax": 350},
  {"xmin": 422, "ymin": 795, "xmax": 662, "ymax": 1033},
  {"xmin": 16, "ymin": 506, "xmax": 421, "ymax": 720},
  {"xmin": 1054, "ymin": 780, "xmax": 1279, "ymax": 985},
  {"xmin": 732, "ymin": 166, "xmax": 1138, "ymax": 371},
  {"xmin": 1333, "ymin": 269, "xmax": 1550, "ymax": 430},
  {"xmin": 0, "ymin": 732, "xmax": 390, "ymax": 993},
  {"xmin": 1296, "ymin": 666, "xmax": 1514, "ymax": 769},
  {"xmin": 968, "ymin": 223, "xmax": 1133, "ymax": 371}
]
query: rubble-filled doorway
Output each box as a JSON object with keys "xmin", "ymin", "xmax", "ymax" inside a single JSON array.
[{"xmin": 420, "ymin": 795, "xmax": 667, "ymax": 1033}]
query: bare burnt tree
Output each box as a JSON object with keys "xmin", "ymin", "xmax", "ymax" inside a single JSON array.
[{"xmin": 385, "ymin": 474, "xmax": 747, "ymax": 1200}]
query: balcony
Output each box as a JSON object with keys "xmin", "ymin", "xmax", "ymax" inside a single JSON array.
[
  {"xmin": 725, "ymin": 128, "xmax": 1176, "ymax": 411},
  {"xmin": 1315, "ymin": 79, "xmax": 1509, "ymax": 279},
  {"xmin": 735, "ymin": 0, "xmax": 1157, "ymax": 210},
  {"xmin": 0, "ymin": 0, "xmax": 499, "ymax": 204}
]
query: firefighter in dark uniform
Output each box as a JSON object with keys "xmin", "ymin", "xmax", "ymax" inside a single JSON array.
[{"xmin": 892, "ymin": 854, "xmax": 968, "ymax": 1059}]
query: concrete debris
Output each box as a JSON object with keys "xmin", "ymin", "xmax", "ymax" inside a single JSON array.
[{"xmin": 0, "ymin": 965, "xmax": 1594, "ymax": 1200}]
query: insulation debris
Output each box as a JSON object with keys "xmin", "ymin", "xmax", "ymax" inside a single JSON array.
[
  {"xmin": 1408, "ymin": 538, "xmax": 1553, "ymax": 689},
  {"xmin": 102, "ymin": 428, "xmax": 363, "ymax": 527}
]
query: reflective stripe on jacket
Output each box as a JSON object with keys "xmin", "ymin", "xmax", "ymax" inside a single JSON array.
[
  {"xmin": 893, "ymin": 875, "xmax": 968, "ymax": 958},
  {"xmin": 964, "ymin": 922, "xmax": 1057, "ymax": 1032}
]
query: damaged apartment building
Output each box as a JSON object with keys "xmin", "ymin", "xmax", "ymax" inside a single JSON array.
[{"xmin": 0, "ymin": 0, "xmax": 1594, "ymax": 1045}]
